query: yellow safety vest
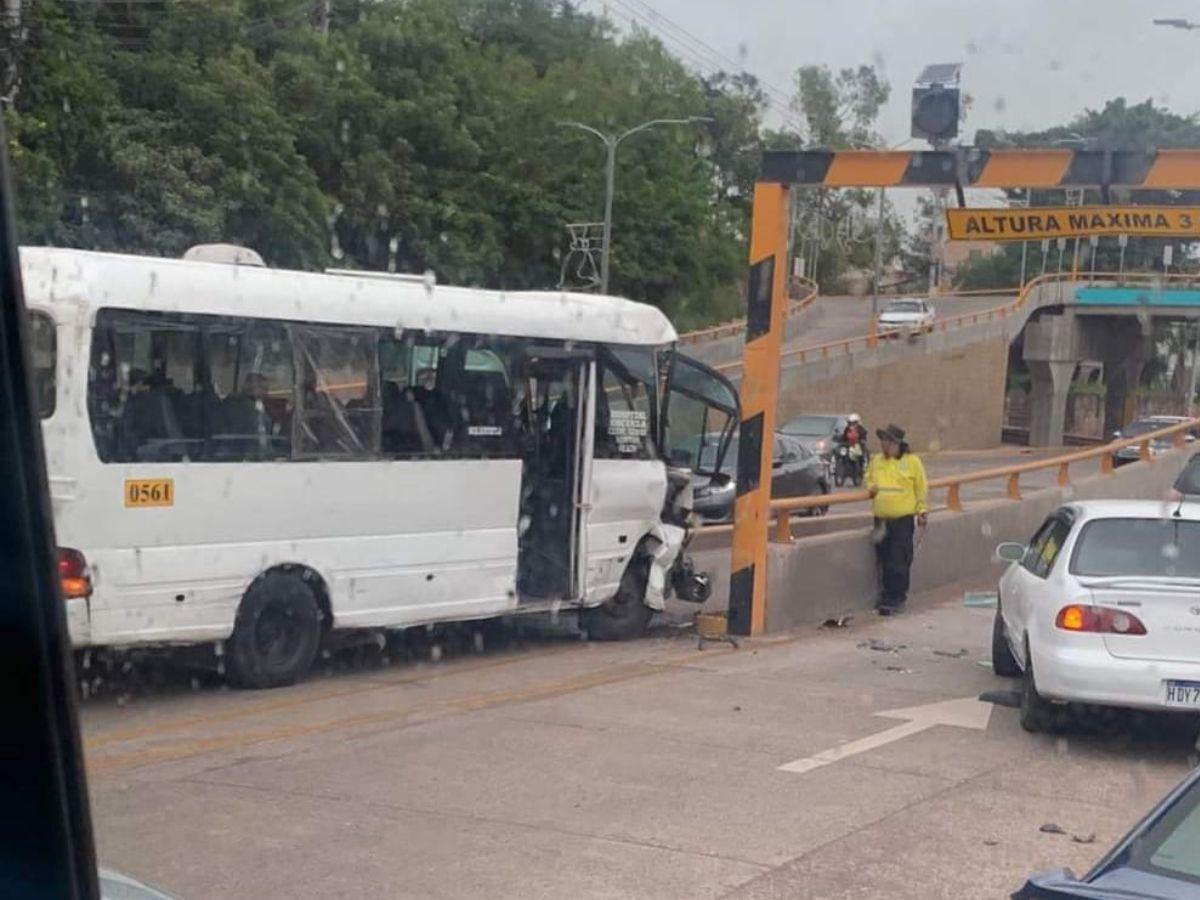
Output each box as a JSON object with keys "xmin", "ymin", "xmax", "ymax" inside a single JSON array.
[{"xmin": 865, "ymin": 453, "xmax": 928, "ymax": 519}]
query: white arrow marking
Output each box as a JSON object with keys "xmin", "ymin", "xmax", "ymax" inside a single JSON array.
[{"xmin": 777, "ymin": 696, "xmax": 993, "ymax": 774}]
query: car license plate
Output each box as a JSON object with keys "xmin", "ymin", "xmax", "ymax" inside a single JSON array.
[{"xmin": 1164, "ymin": 681, "xmax": 1200, "ymax": 708}]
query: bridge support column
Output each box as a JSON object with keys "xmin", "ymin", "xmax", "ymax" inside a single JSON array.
[{"xmin": 1024, "ymin": 313, "xmax": 1080, "ymax": 447}]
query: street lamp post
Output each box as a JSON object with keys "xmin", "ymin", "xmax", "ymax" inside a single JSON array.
[{"xmin": 559, "ymin": 117, "xmax": 713, "ymax": 294}]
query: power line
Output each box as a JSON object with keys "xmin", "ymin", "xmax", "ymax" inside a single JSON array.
[
  {"xmin": 615, "ymin": 0, "xmax": 798, "ymax": 116},
  {"xmin": 584, "ymin": 0, "xmax": 804, "ymax": 133}
]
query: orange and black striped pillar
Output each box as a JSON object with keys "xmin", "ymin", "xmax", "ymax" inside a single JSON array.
[{"xmin": 728, "ymin": 181, "xmax": 790, "ymax": 637}]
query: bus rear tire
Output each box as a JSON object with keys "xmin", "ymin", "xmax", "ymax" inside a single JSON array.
[
  {"xmin": 227, "ymin": 571, "xmax": 322, "ymax": 689},
  {"xmin": 581, "ymin": 558, "xmax": 653, "ymax": 641}
]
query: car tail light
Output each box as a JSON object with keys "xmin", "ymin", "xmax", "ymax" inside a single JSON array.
[
  {"xmin": 1055, "ymin": 604, "xmax": 1146, "ymax": 635},
  {"xmin": 58, "ymin": 547, "xmax": 92, "ymax": 600}
]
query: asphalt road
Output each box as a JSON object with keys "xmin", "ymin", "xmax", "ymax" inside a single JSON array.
[{"xmin": 82, "ymin": 578, "xmax": 1196, "ymax": 900}]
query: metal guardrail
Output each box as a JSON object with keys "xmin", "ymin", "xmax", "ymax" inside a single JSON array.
[{"xmin": 763, "ymin": 416, "xmax": 1199, "ymax": 544}]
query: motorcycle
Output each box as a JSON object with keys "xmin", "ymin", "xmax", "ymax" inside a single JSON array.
[{"xmin": 833, "ymin": 441, "xmax": 865, "ymax": 487}]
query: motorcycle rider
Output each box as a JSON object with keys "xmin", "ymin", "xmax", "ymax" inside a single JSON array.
[{"xmin": 839, "ymin": 413, "xmax": 869, "ymax": 474}]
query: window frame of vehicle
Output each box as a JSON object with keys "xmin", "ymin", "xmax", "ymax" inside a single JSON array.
[
  {"xmin": 28, "ymin": 310, "xmax": 55, "ymax": 418},
  {"xmin": 86, "ymin": 309, "xmax": 535, "ymax": 465},
  {"xmin": 1020, "ymin": 510, "xmax": 1074, "ymax": 579},
  {"xmin": 593, "ymin": 346, "xmax": 659, "ymax": 462}
]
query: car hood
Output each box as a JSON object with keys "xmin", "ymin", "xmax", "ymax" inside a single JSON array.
[
  {"xmin": 100, "ymin": 869, "xmax": 177, "ymax": 900},
  {"xmin": 1015, "ymin": 865, "xmax": 1200, "ymax": 899}
]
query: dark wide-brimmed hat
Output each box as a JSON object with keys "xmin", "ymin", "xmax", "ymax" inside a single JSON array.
[{"xmin": 876, "ymin": 423, "xmax": 906, "ymax": 444}]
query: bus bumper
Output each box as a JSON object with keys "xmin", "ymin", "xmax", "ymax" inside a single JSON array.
[{"xmin": 64, "ymin": 597, "xmax": 91, "ymax": 646}]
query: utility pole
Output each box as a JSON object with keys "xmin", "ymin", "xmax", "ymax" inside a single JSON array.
[
  {"xmin": 558, "ymin": 117, "xmax": 712, "ymax": 294},
  {"xmin": 1017, "ymin": 188, "xmax": 1029, "ymax": 287},
  {"xmin": 317, "ymin": 0, "xmax": 331, "ymax": 36},
  {"xmin": 869, "ymin": 187, "xmax": 885, "ymax": 346}
]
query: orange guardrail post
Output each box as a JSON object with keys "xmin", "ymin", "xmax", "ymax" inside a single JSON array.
[
  {"xmin": 1139, "ymin": 439, "xmax": 1151, "ymax": 462},
  {"xmin": 1006, "ymin": 472, "xmax": 1022, "ymax": 500},
  {"xmin": 1056, "ymin": 462, "xmax": 1070, "ymax": 486},
  {"xmin": 772, "ymin": 511, "xmax": 794, "ymax": 544},
  {"xmin": 946, "ymin": 482, "xmax": 962, "ymax": 511},
  {"xmin": 1101, "ymin": 452, "xmax": 1114, "ymax": 474}
]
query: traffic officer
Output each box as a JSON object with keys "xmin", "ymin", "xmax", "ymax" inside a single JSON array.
[{"xmin": 864, "ymin": 423, "xmax": 928, "ymax": 615}]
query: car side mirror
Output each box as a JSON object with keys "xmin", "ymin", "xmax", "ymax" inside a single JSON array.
[
  {"xmin": 996, "ymin": 542, "xmax": 1025, "ymax": 563},
  {"xmin": 771, "ymin": 458, "xmax": 784, "ymax": 469}
]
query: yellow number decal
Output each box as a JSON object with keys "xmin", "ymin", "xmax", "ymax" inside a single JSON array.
[{"xmin": 124, "ymin": 478, "xmax": 174, "ymax": 508}]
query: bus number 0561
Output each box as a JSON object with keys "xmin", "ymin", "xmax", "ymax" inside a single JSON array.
[{"xmin": 124, "ymin": 479, "xmax": 174, "ymax": 508}]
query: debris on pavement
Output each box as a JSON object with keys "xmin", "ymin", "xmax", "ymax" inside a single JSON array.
[
  {"xmin": 858, "ymin": 638, "xmax": 906, "ymax": 653},
  {"xmin": 820, "ymin": 615, "xmax": 853, "ymax": 629},
  {"xmin": 932, "ymin": 648, "xmax": 969, "ymax": 658},
  {"xmin": 983, "ymin": 839, "xmax": 999, "ymax": 847},
  {"xmin": 978, "ymin": 690, "xmax": 1021, "ymax": 708},
  {"xmin": 963, "ymin": 591, "xmax": 999, "ymax": 608},
  {"xmin": 1039, "ymin": 823, "xmax": 1067, "ymax": 835},
  {"xmin": 1071, "ymin": 832, "xmax": 1097, "ymax": 844},
  {"xmin": 884, "ymin": 665, "xmax": 913, "ymax": 674}
]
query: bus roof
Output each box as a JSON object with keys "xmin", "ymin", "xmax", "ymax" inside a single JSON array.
[{"xmin": 19, "ymin": 247, "xmax": 678, "ymax": 347}]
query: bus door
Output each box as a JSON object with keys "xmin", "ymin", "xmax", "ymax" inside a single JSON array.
[
  {"xmin": 662, "ymin": 352, "xmax": 739, "ymax": 487},
  {"xmin": 515, "ymin": 350, "xmax": 589, "ymax": 602}
]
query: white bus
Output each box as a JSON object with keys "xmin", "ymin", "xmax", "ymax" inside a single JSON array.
[{"xmin": 25, "ymin": 246, "xmax": 738, "ymax": 688}]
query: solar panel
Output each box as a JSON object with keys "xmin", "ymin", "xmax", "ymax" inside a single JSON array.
[{"xmin": 915, "ymin": 63, "xmax": 962, "ymax": 86}]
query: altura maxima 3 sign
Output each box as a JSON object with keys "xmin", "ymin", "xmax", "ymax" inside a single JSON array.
[{"xmin": 946, "ymin": 206, "xmax": 1200, "ymax": 241}]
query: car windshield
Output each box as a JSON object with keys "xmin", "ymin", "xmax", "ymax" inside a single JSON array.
[
  {"xmin": 1071, "ymin": 518, "xmax": 1200, "ymax": 578},
  {"xmin": 1125, "ymin": 418, "xmax": 1176, "ymax": 437},
  {"xmin": 885, "ymin": 301, "xmax": 923, "ymax": 313},
  {"xmin": 1126, "ymin": 777, "xmax": 1200, "ymax": 884},
  {"xmin": 782, "ymin": 415, "xmax": 837, "ymax": 436}
]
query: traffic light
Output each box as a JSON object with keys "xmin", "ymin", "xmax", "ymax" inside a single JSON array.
[{"xmin": 911, "ymin": 85, "xmax": 959, "ymax": 143}]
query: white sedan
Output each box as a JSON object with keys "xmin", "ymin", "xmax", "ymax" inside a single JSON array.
[
  {"xmin": 993, "ymin": 499, "xmax": 1200, "ymax": 732},
  {"xmin": 876, "ymin": 298, "xmax": 935, "ymax": 334}
]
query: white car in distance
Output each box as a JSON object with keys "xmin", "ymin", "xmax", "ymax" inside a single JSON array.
[
  {"xmin": 876, "ymin": 297, "xmax": 935, "ymax": 334},
  {"xmin": 993, "ymin": 500, "xmax": 1200, "ymax": 732}
]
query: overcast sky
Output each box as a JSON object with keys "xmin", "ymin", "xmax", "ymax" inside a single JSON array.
[{"xmin": 591, "ymin": 0, "xmax": 1200, "ymax": 144}]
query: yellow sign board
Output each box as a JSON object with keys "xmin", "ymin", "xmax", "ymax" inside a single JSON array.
[
  {"xmin": 945, "ymin": 206, "xmax": 1200, "ymax": 241},
  {"xmin": 124, "ymin": 478, "xmax": 174, "ymax": 508}
]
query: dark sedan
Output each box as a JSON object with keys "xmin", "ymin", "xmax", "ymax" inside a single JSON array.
[
  {"xmin": 779, "ymin": 412, "xmax": 852, "ymax": 468},
  {"xmin": 689, "ymin": 433, "xmax": 829, "ymax": 524},
  {"xmin": 1014, "ymin": 765, "xmax": 1200, "ymax": 899}
]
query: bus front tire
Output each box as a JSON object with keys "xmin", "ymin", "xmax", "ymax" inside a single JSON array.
[
  {"xmin": 227, "ymin": 571, "xmax": 322, "ymax": 689},
  {"xmin": 581, "ymin": 558, "xmax": 653, "ymax": 641}
]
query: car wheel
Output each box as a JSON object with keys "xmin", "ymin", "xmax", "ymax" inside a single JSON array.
[
  {"xmin": 1019, "ymin": 646, "xmax": 1057, "ymax": 733},
  {"xmin": 227, "ymin": 570, "xmax": 323, "ymax": 689},
  {"xmin": 991, "ymin": 606, "xmax": 1021, "ymax": 678},
  {"xmin": 815, "ymin": 481, "xmax": 830, "ymax": 516},
  {"xmin": 581, "ymin": 556, "xmax": 653, "ymax": 641}
]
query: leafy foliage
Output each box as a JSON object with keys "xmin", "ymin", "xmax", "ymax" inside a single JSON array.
[{"xmin": 3, "ymin": 0, "xmax": 771, "ymax": 327}]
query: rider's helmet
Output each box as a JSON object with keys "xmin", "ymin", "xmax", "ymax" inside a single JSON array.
[{"xmin": 847, "ymin": 413, "xmax": 861, "ymax": 424}]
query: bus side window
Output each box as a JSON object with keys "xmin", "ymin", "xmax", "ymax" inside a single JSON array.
[
  {"xmin": 28, "ymin": 312, "xmax": 55, "ymax": 418},
  {"xmin": 595, "ymin": 348, "xmax": 657, "ymax": 460},
  {"xmin": 291, "ymin": 325, "xmax": 380, "ymax": 459},
  {"xmin": 378, "ymin": 335, "xmax": 435, "ymax": 456},
  {"xmin": 205, "ymin": 320, "xmax": 294, "ymax": 461},
  {"xmin": 87, "ymin": 310, "xmax": 204, "ymax": 463}
]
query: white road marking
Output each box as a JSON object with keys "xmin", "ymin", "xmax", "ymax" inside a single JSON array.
[{"xmin": 778, "ymin": 696, "xmax": 993, "ymax": 774}]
